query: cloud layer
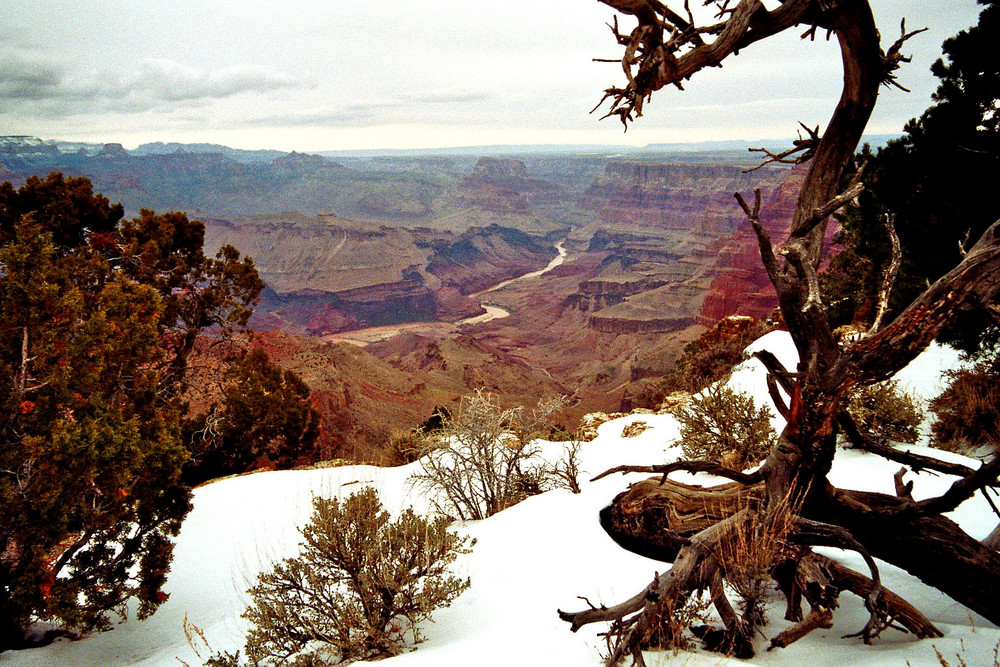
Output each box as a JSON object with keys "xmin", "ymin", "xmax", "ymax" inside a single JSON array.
[
  {"xmin": 1, "ymin": 49, "xmax": 299, "ymax": 116},
  {"xmin": 2, "ymin": 0, "xmax": 985, "ymax": 150}
]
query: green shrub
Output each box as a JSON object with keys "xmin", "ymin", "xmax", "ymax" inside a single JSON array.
[
  {"xmin": 845, "ymin": 379, "xmax": 922, "ymax": 444},
  {"xmin": 676, "ymin": 385, "xmax": 776, "ymax": 470},
  {"xmin": 237, "ymin": 487, "xmax": 471, "ymax": 665}
]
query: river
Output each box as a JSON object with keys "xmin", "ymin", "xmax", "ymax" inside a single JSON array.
[
  {"xmin": 471, "ymin": 240, "xmax": 568, "ymax": 298},
  {"xmin": 325, "ymin": 240, "xmax": 568, "ymax": 346}
]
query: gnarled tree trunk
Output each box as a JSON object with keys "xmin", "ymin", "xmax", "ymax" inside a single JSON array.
[{"xmin": 561, "ymin": 1, "xmax": 1000, "ymax": 663}]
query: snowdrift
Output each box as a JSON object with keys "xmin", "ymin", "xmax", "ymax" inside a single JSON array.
[{"xmin": 4, "ymin": 331, "xmax": 997, "ymax": 667}]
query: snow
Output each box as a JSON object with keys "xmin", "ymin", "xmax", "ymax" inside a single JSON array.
[{"xmin": 3, "ymin": 332, "xmax": 998, "ymax": 667}]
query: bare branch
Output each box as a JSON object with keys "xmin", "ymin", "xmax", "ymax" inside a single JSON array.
[
  {"xmin": 765, "ymin": 373, "xmax": 791, "ymax": 420},
  {"xmin": 781, "ymin": 239, "xmax": 825, "ymax": 313},
  {"xmin": 838, "ymin": 411, "xmax": 978, "ymax": 478},
  {"xmin": 558, "ymin": 585, "xmax": 649, "ymax": 632},
  {"xmin": 791, "ymin": 160, "xmax": 867, "ymax": 244},
  {"xmin": 561, "ymin": 510, "xmax": 750, "ymax": 663},
  {"xmin": 595, "ymin": 0, "xmax": 815, "ymax": 126},
  {"xmin": 869, "ymin": 213, "xmax": 902, "ymax": 334},
  {"xmin": 790, "ymin": 517, "xmax": 888, "ymax": 643},
  {"xmin": 818, "ymin": 553, "xmax": 942, "ymax": 639},
  {"xmin": 768, "ymin": 606, "xmax": 833, "ymax": 650},
  {"xmin": 752, "ymin": 349, "xmax": 798, "ymax": 395},
  {"xmin": 745, "ymin": 123, "xmax": 821, "ymax": 172},
  {"xmin": 988, "ymin": 303, "xmax": 1000, "ymax": 327},
  {"xmin": 843, "ymin": 219, "xmax": 1000, "ymax": 385},
  {"xmin": 880, "ymin": 19, "xmax": 929, "ymax": 92},
  {"xmin": 959, "ymin": 228, "xmax": 972, "ymax": 258},
  {"xmin": 591, "ymin": 460, "xmax": 763, "ymax": 485},
  {"xmin": 917, "ymin": 456, "xmax": 1000, "ymax": 516},
  {"xmin": 983, "ymin": 488, "xmax": 1000, "ymax": 522},
  {"xmin": 893, "ymin": 467, "xmax": 914, "ymax": 499},
  {"xmin": 735, "ymin": 188, "xmax": 782, "ymax": 285}
]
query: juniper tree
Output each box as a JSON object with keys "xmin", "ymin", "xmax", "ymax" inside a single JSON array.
[
  {"xmin": 826, "ymin": 0, "xmax": 1000, "ymax": 352},
  {"xmin": 0, "ymin": 174, "xmax": 264, "ymax": 650}
]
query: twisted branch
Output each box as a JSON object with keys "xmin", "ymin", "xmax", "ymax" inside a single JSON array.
[
  {"xmin": 592, "ymin": 460, "xmax": 763, "ymax": 485},
  {"xmin": 868, "ymin": 213, "xmax": 902, "ymax": 334},
  {"xmin": 595, "ymin": 0, "xmax": 815, "ymax": 126},
  {"xmin": 880, "ymin": 19, "xmax": 929, "ymax": 91}
]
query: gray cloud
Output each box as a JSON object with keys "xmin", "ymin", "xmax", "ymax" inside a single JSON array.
[
  {"xmin": 122, "ymin": 60, "xmax": 301, "ymax": 102},
  {"xmin": 251, "ymin": 88, "xmax": 494, "ymax": 128},
  {"xmin": 2, "ymin": 0, "xmax": 983, "ymax": 150},
  {"xmin": 0, "ymin": 52, "xmax": 65, "ymax": 101},
  {"xmin": 0, "ymin": 54, "xmax": 301, "ymax": 115}
]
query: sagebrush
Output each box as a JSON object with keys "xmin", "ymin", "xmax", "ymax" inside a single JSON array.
[
  {"xmin": 676, "ymin": 384, "xmax": 776, "ymax": 470},
  {"xmin": 228, "ymin": 487, "xmax": 471, "ymax": 665},
  {"xmin": 846, "ymin": 378, "xmax": 922, "ymax": 444},
  {"xmin": 930, "ymin": 347, "xmax": 1000, "ymax": 453}
]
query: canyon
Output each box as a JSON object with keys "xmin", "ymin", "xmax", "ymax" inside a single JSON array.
[{"xmin": 2, "ymin": 137, "xmax": 808, "ymax": 458}]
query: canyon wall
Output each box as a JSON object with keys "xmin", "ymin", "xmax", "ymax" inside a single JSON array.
[
  {"xmin": 203, "ymin": 218, "xmax": 558, "ymax": 336},
  {"xmin": 2, "ymin": 139, "xmax": 821, "ymax": 443},
  {"xmin": 564, "ymin": 160, "xmax": 794, "ymax": 335}
]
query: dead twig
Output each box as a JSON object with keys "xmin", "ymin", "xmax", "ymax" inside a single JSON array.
[{"xmin": 868, "ymin": 213, "xmax": 902, "ymax": 334}]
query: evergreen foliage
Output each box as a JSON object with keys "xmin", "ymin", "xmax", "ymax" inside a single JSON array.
[
  {"xmin": 675, "ymin": 385, "xmax": 776, "ymax": 471},
  {"xmin": 237, "ymin": 487, "xmax": 471, "ymax": 665},
  {"xmin": 825, "ymin": 0, "xmax": 1000, "ymax": 351},
  {"xmin": 184, "ymin": 349, "xmax": 321, "ymax": 484},
  {"xmin": 0, "ymin": 173, "xmax": 265, "ymax": 649}
]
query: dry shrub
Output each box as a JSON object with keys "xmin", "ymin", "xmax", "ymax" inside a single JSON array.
[
  {"xmin": 225, "ymin": 487, "xmax": 471, "ymax": 666},
  {"xmin": 720, "ymin": 497, "xmax": 798, "ymax": 630},
  {"xmin": 930, "ymin": 354, "xmax": 1000, "ymax": 453},
  {"xmin": 846, "ymin": 378, "xmax": 922, "ymax": 443},
  {"xmin": 411, "ymin": 391, "xmax": 565, "ymax": 520},
  {"xmin": 645, "ymin": 498, "xmax": 798, "ymax": 661},
  {"xmin": 386, "ymin": 429, "xmax": 430, "ymax": 466},
  {"xmin": 925, "ymin": 639, "xmax": 1000, "ymax": 667},
  {"xmin": 676, "ymin": 384, "xmax": 776, "ymax": 470},
  {"xmin": 546, "ymin": 439, "xmax": 584, "ymax": 495},
  {"xmin": 644, "ymin": 594, "xmax": 711, "ymax": 653}
]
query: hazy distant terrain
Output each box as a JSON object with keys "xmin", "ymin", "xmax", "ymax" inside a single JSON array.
[{"xmin": 2, "ymin": 135, "xmax": 808, "ymax": 454}]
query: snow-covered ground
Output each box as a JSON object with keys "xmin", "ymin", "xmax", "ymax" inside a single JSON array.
[{"xmin": 3, "ymin": 331, "xmax": 997, "ymax": 667}]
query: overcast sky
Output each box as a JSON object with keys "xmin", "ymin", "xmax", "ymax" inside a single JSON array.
[{"xmin": 1, "ymin": 1, "xmax": 985, "ymax": 152}]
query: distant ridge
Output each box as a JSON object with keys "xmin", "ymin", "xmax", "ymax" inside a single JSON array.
[
  {"xmin": 132, "ymin": 142, "xmax": 287, "ymax": 163},
  {"xmin": 3, "ymin": 134, "xmax": 902, "ymax": 163},
  {"xmin": 318, "ymin": 134, "xmax": 901, "ymax": 159}
]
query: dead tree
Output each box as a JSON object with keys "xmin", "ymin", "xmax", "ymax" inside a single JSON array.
[{"xmin": 560, "ymin": 1, "xmax": 1000, "ymax": 663}]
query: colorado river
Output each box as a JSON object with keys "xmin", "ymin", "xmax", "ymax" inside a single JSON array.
[
  {"xmin": 456, "ymin": 239, "xmax": 568, "ymax": 325},
  {"xmin": 326, "ymin": 239, "xmax": 568, "ymax": 345},
  {"xmin": 472, "ymin": 240, "xmax": 568, "ymax": 298}
]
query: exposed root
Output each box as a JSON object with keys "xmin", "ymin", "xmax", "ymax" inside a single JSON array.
[
  {"xmin": 563, "ymin": 476, "xmax": 942, "ymax": 665},
  {"xmin": 768, "ymin": 606, "xmax": 833, "ymax": 650}
]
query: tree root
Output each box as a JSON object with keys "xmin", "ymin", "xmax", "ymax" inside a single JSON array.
[
  {"xmin": 769, "ymin": 606, "xmax": 834, "ymax": 650},
  {"xmin": 563, "ymin": 475, "xmax": 943, "ymax": 665}
]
